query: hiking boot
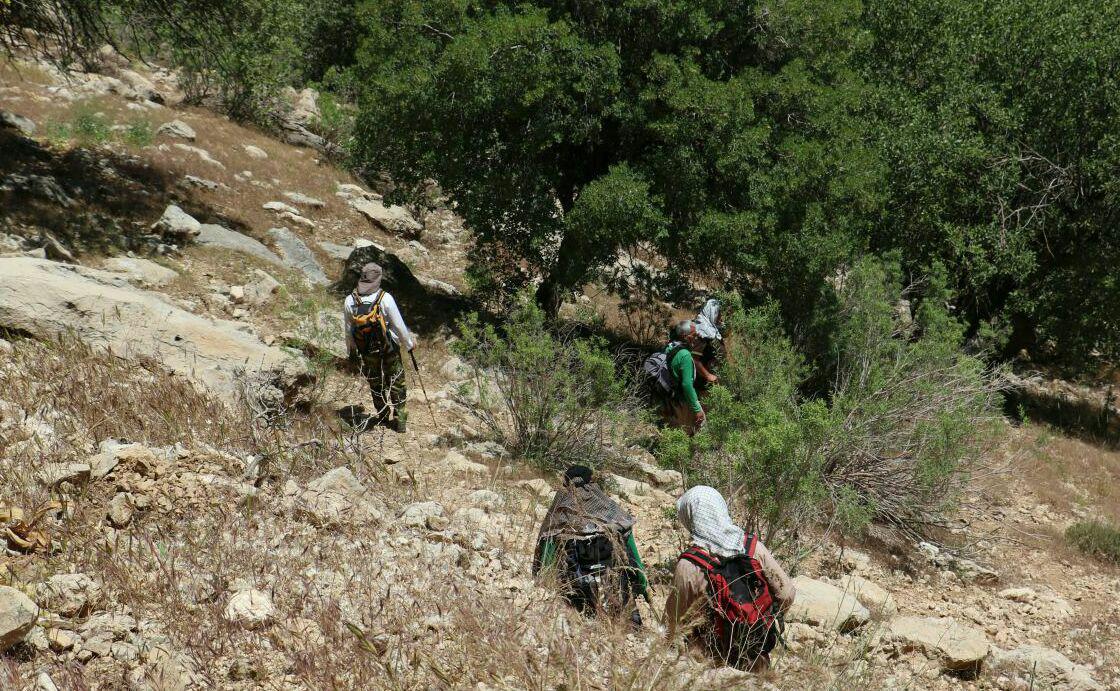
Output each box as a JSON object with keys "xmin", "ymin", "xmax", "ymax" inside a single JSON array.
[{"xmin": 392, "ymin": 417, "xmax": 407, "ymax": 433}]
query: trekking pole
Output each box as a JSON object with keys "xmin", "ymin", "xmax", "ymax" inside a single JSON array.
[{"xmin": 408, "ymin": 350, "xmax": 437, "ymax": 419}]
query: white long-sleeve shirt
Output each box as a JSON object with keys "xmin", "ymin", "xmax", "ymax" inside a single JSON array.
[{"xmin": 343, "ymin": 290, "xmax": 415, "ymax": 353}]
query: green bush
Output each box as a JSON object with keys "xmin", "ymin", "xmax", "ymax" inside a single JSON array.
[
  {"xmin": 1066, "ymin": 521, "xmax": 1120, "ymax": 565},
  {"xmin": 663, "ymin": 258, "xmax": 1003, "ymax": 545},
  {"xmin": 121, "ymin": 119, "xmax": 153, "ymax": 148},
  {"xmin": 452, "ymin": 300, "xmax": 639, "ymax": 471}
]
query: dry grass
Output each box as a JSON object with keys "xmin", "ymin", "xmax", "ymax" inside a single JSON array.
[{"xmin": 1015, "ymin": 424, "xmax": 1120, "ymax": 524}]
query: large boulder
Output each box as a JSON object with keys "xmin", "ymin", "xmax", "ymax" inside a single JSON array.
[
  {"xmin": 0, "ymin": 258, "xmax": 306, "ymax": 400},
  {"xmin": 0, "ymin": 585, "xmax": 39, "ymax": 652},
  {"xmin": 990, "ymin": 645, "xmax": 1102, "ymax": 691},
  {"xmin": 349, "ymin": 197, "xmax": 422, "ymax": 237},
  {"xmin": 884, "ymin": 615, "xmax": 989, "ymax": 674},
  {"xmin": 194, "ymin": 224, "xmax": 283, "ymax": 266},
  {"xmin": 836, "ymin": 574, "xmax": 897, "ymax": 616},
  {"xmin": 151, "ymin": 205, "xmax": 201, "ymax": 241},
  {"xmin": 788, "ymin": 576, "xmax": 870, "ymax": 632},
  {"xmin": 268, "ymin": 227, "xmax": 328, "ymax": 285},
  {"xmin": 157, "ymin": 120, "xmax": 196, "ymax": 141}
]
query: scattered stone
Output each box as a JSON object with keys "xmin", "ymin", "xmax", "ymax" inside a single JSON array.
[
  {"xmin": 443, "ymin": 450, "xmax": 489, "ymax": 475},
  {"xmin": 998, "ymin": 587, "xmax": 1036, "ymax": 603},
  {"xmin": 242, "ymin": 144, "xmax": 268, "ymax": 160},
  {"xmin": 283, "ymin": 191, "xmax": 326, "ymax": 208},
  {"xmin": 102, "ymin": 256, "xmax": 179, "ymax": 287},
  {"xmin": 279, "ymin": 210, "xmax": 316, "ymax": 230},
  {"xmin": 39, "ymin": 462, "xmax": 91, "ymax": 488},
  {"xmin": 243, "ymin": 269, "xmax": 281, "ymax": 306},
  {"xmin": 107, "ymin": 492, "xmax": 134, "ymax": 527},
  {"xmin": 268, "ymin": 227, "xmax": 328, "ymax": 284},
  {"xmin": 837, "ymin": 574, "xmax": 897, "ymax": 616},
  {"xmin": 40, "ymin": 232, "xmax": 75, "ymax": 262},
  {"xmin": 157, "ymin": 119, "xmax": 196, "ymax": 141},
  {"xmin": 117, "ymin": 68, "xmax": 163, "ymax": 103},
  {"xmin": 627, "ymin": 459, "xmax": 682, "ymax": 490},
  {"xmin": 229, "ymin": 286, "xmax": 246, "ymax": 303},
  {"xmin": 172, "ymin": 142, "xmax": 224, "ymax": 168},
  {"xmin": 36, "ymin": 672, "xmax": 59, "ymax": 691},
  {"xmin": 195, "ymin": 224, "xmax": 283, "ymax": 266},
  {"xmin": 181, "ymin": 175, "xmax": 228, "ymax": 191},
  {"xmin": 611, "ymin": 474, "xmax": 653, "ymax": 503},
  {"xmin": 46, "ymin": 628, "xmax": 77, "ymax": 651},
  {"xmin": 839, "ymin": 548, "xmax": 872, "ymax": 573},
  {"xmin": 0, "ymin": 585, "xmax": 39, "ymax": 652},
  {"xmin": 336, "ymin": 183, "xmax": 377, "ymax": 199},
  {"xmin": 349, "ymin": 197, "xmax": 423, "ymax": 237},
  {"xmin": 137, "ymin": 644, "xmax": 204, "ymax": 690},
  {"xmin": 991, "ymin": 645, "xmax": 1102, "ymax": 691},
  {"xmin": 0, "ymin": 338, "xmax": 11, "ymax": 355},
  {"xmin": 1, "ymin": 110, "xmax": 36, "ymax": 136},
  {"xmin": 37, "ymin": 573, "xmax": 101, "ymax": 617},
  {"xmin": 224, "ymin": 589, "xmax": 275, "ymax": 629},
  {"xmin": 263, "ymin": 201, "xmax": 300, "ymax": 215},
  {"xmin": 317, "ymin": 240, "xmax": 353, "ymax": 261},
  {"xmin": 399, "ymin": 501, "xmax": 445, "ymax": 528},
  {"xmin": 294, "ymin": 467, "xmax": 385, "ymax": 528},
  {"xmin": 884, "ymin": 615, "xmax": 990, "ymax": 674},
  {"xmin": 788, "ymin": 576, "xmax": 870, "ymax": 632},
  {"xmin": 916, "ymin": 542, "xmax": 998, "ymax": 584},
  {"xmin": 518, "ymin": 478, "xmax": 552, "ymax": 498},
  {"xmin": 440, "ymin": 356, "xmax": 470, "ymax": 380},
  {"xmin": 469, "ymin": 489, "xmax": 505, "ymax": 512},
  {"xmin": 151, "ymin": 204, "xmax": 201, "ymax": 240}
]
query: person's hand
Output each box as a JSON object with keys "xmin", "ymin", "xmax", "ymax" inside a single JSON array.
[
  {"xmin": 705, "ymin": 373, "xmax": 719, "ymax": 384},
  {"xmin": 694, "ymin": 408, "xmax": 706, "ymax": 425}
]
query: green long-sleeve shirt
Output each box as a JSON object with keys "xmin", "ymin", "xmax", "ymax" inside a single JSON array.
[
  {"xmin": 669, "ymin": 346, "xmax": 701, "ymax": 412},
  {"xmin": 537, "ymin": 532, "xmax": 649, "ymax": 595}
]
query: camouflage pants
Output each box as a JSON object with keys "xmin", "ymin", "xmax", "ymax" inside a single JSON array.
[{"xmin": 360, "ymin": 348, "xmax": 407, "ymax": 419}]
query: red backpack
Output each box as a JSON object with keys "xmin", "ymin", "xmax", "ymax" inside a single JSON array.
[{"xmin": 679, "ymin": 534, "xmax": 780, "ymax": 665}]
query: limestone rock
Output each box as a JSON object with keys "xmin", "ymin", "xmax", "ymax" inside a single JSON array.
[
  {"xmin": 157, "ymin": 120, "xmax": 196, "ymax": 141},
  {"xmin": 37, "ymin": 573, "xmax": 101, "ymax": 617},
  {"xmin": 518, "ymin": 478, "xmax": 552, "ymax": 498},
  {"xmin": 991, "ymin": 645, "xmax": 1102, "ymax": 691},
  {"xmin": 1, "ymin": 110, "xmax": 36, "ymax": 136},
  {"xmin": 39, "ymin": 462, "xmax": 91, "ymax": 488},
  {"xmin": 181, "ymin": 174, "xmax": 228, "ymax": 191},
  {"xmin": 283, "ymin": 191, "xmax": 326, "ymax": 208},
  {"xmin": 916, "ymin": 542, "xmax": 998, "ymax": 584},
  {"xmin": 469, "ymin": 489, "xmax": 505, "ymax": 512},
  {"xmin": 399, "ymin": 501, "xmax": 445, "ymax": 528},
  {"xmin": 268, "ymin": 227, "xmax": 328, "ymax": 285},
  {"xmin": 243, "ymin": 269, "xmax": 281, "ymax": 306},
  {"xmin": 0, "ymin": 585, "xmax": 39, "ymax": 652},
  {"xmin": 280, "ymin": 210, "xmax": 316, "ymax": 230},
  {"xmin": 296, "ymin": 467, "xmax": 384, "ymax": 528},
  {"xmin": 349, "ymin": 197, "xmax": 422, "ymax": 237},
  {"xmin": 788, "ymin": 576, "xmax": 870, "ymax": 632},
  {"xmin": 102, "ymin": 256, "xmax": 179, "ymax": 287},
  {"xmin": 224, "ymin": 589, "xmax": 274, "ymax": 629},
  {"xmin": 195, "ymin": 224, "xmax": 283, "ymax": 266},
  {"xmin": 151, "ymin": 205, "xmax": 200, "ymax": 241},
  {"xmin": 997, "ymin": 587, "xmax": 1036, "ymax": 603},
  {"xmin": 885, "ymin": 615, "xmax": 989, "ymax": 673},
  {"xmin": 136, "ymin": 643, "xmax": 204, "ymax": 691},
  {"xmin": 0, "ymin": 258, "xmax": 307, "ymax": 399},
  {"xmin": 444, "ymin": 450, "xmax": 489, "ymax": 475},
  {"xmin": 242, "ymin": 144, "xmax": 268, "ymax": 160},
  {"xmin": 263, "ymin": 201, "xmax": 300, "ymax": 215},
  {"xmin": 627, "ymin": 458, "xmax": 683, "ymax": 490},
  {"xmin": 172, "ymin": 143, "xmax": 224, "ymax": 168},
  {"xmin": 107, "ymin": 492, "xmax": 134, "ymax": 527},
  {"xmin": 837, "ymin": 574, "xmax": 897, "ymax": 616}
]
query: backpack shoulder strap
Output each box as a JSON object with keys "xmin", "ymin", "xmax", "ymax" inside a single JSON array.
[
  {"xmin": 745, "ymin": 533, "xmax": 758, "ymax": 559},
  {"xmin": 371, "ymin": 289, "xmax": 386, "ymax": 308},
  {"xmin": 680, "ymin": 547, "xmax": 716, "ymax": 572}
]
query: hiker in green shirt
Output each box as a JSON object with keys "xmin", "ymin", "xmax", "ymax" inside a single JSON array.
[{"xmin": 668, "ymin": 320, "xmax": 707, "ymax": 431}]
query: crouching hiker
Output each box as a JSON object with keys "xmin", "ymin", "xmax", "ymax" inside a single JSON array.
[
  {"xmin": 665, "ymin": 486, "xmax": 796, "ymax": 672},
  {"xmin": 344, "ymin": 262, "xmax": 416, "ymax": 432},
  {"xmin": 533, "ymin": 465, "xmax": 650, "ymax": 627}
]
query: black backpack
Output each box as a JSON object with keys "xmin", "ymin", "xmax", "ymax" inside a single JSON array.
[
  {"xmin": 560, "ymin": 532, "xmax": 633, "ymax": 615},
  {"xmin": 350, "ymin": 290, "xmax": 393, "ymax": 354}
]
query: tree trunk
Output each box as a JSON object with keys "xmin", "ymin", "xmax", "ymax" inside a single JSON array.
[{"xmin": 535, "ymin": 185, "xmax": 579, "ymax": 319}]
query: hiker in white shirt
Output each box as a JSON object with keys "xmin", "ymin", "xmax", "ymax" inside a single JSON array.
[{"xmin": 343, "ymin": 262, "xmax": 415, "ymax": 431}]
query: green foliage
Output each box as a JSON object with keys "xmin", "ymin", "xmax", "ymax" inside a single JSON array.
[
  {"xmin": 666, "ymin": 259, "xmax": 1001, "ymax": 543},
  {"xmin": 1065, "ymin": 520, "xmax": 1120, "ymax": 565},
  {"xmin": 121, "ymin": 119, "xmax": 153, "ymax": 148},
  {"xmin": 452, "ymin": 300, "xmax": 636, "ymax": 471}
]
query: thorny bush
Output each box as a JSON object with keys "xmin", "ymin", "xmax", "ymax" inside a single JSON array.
[{"xmin": 452, "ymin": 300, "xmax": 642, "ymax": 472}]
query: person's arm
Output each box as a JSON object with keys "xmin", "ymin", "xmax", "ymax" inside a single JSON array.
[
  {"xmin": 380, "ymin": 293, "xmax": 415, "ymax": 350},
  {"xmin": 664, "ymin": 558, "xmax": 708, "ymax": 640},
  {"xmin": 672, "ymin": 350, "xmax": 701, "ymax": 412},
  {"xmin": 693, "ymin": 354, "xmax": 717, "ymax": 384},
  {"xmin": 624, "ymin": 532, "xmax": 649, "ymax": 596},
  {"xmin": 342, "ymin": 296, "xmax": 356, "ymax": 355},
  {"xmin": 754, "ymin": 541, "xmax": 796, "ymax": 613}
]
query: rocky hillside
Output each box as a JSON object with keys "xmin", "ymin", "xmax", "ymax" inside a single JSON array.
[{"xmin": 1, "ymin": 48, "xmax": 1118, "ymax": 691}]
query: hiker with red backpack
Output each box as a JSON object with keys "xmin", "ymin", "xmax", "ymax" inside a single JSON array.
[
  {"xmin": 665, "ymin": 486, "xmax": 796, "ymax": 671},
  {"xmin": 344, "ymin": 262, "xmax": 416, "ymax": 432}
]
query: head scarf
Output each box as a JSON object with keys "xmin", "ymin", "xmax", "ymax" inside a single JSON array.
[
  {"xmin": 356, "ymin": 262, "xmax": 383, "ymax": 296},
  {"xmin": 694, "ymin": 299, "xmax": 722, "ymax": 341},
  {"xmin": 538, "ymin": 467, "xmax": 634, "ymax": 541},
  {"xmin": 676, "ymin": 485, "xmax": 746, "ymax": 557}
]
